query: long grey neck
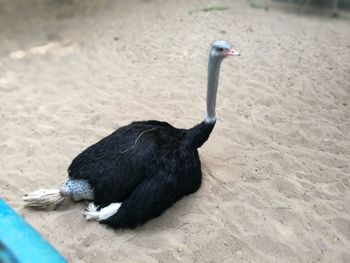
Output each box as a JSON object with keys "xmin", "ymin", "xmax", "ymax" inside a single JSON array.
[{"xmin": 204, "ymin": 53, "xmax": 223, "ymax": 124}]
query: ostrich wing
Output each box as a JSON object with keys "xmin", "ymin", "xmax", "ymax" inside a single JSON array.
[
  {"xmin": 67, "ymin": 121, "xmax": 187, "ymax": 204},
  {"xmin": 99, "ymin": 168, "xmax": 184, "ymax": 229}
]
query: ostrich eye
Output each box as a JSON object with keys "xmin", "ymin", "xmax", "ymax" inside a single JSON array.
[{"xmin": 217, "ymin": 48, "xmax": 224, "ymax": 52}]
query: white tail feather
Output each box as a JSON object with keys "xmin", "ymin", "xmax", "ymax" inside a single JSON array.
[
  {"xmin": 23, "ymin": 189, "xmax": 65, "ymax": 210},
  {"xmin": 83, "ymin": 202, "xmax": 121, "ymax": 221}
]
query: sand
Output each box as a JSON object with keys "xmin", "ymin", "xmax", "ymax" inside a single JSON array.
[{"xmin": 0, "ymin": 0, "xmax": 349, "ymax": 262}]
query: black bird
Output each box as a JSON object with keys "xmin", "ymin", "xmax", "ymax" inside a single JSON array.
[{"xmin": 59, "ymin": 40, "xmax": 241, "ymax": 229}]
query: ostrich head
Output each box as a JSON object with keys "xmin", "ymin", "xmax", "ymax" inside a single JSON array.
[
  {"xmin": 210, "ymin": 40, "xmax": 241, "ymax": 59},
  {"xmin": 205, "ymin": 40, "xmax": 240, "ymax": 124}
]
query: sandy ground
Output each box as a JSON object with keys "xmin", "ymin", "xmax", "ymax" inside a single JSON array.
[{"xmin": 0, "ymin": 0, "xmax": 350, "ymax": 262}]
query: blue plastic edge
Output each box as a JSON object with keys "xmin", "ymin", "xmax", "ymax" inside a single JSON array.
[{"xmin": 0, "ymin": 198, "xmax": 67, "ymax": 263}]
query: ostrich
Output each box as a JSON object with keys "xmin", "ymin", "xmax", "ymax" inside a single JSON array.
[{"xmin": 25, "ymin": 40, "xmax": 240, "ymax": 229}]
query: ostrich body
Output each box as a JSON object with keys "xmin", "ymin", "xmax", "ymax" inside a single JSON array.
[{"xmin": 60, "ymin": 40, "xmax": 240, "ymax": 229}]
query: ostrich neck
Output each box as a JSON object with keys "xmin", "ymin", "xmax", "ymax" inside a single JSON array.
[{"xmin": 205, "ymin": 54, "xmax": 223, "ymax": 124}]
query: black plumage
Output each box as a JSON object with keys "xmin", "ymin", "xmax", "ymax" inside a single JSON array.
[{"xmin": 68, "ymin": 120, "xmax": 215, "ymax": 228}]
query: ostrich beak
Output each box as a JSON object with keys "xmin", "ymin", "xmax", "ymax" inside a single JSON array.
[{"xmin": 225, "ymin": 48, "xmax": 241, "ymax": 56}]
